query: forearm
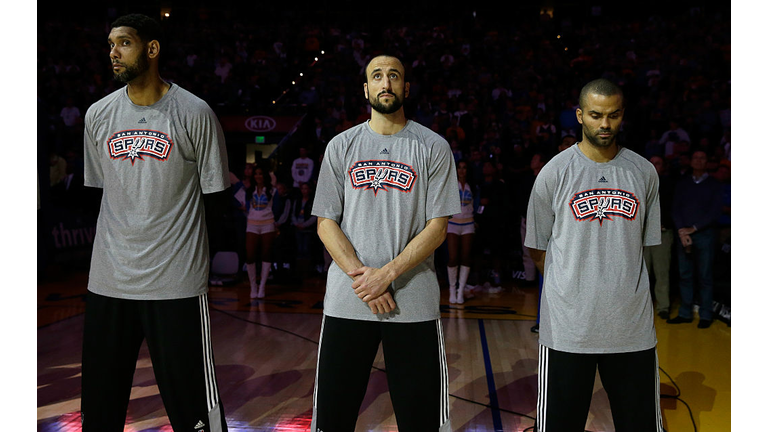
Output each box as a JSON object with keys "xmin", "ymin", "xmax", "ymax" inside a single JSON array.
[
  {"xmin": 317, "ymin": 217, "xmax": 364, "ymax": 277},
  {"xmin": 380, "ymin": 217, "xmax": 448, "ymax": 283}
]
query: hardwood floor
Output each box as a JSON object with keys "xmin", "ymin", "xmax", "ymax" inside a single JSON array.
[{"xmin": 37, "ymin": 268, "xmax": 731, "ymax": 431}]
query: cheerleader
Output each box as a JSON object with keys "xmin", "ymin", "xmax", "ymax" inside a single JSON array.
[
  {"xmin": 239, "ymin": 165, "xmax": 277, "ymax": 298},
  {"xmin": 447, "ymin": 160, "xmax": 477, "ymax": 304}
]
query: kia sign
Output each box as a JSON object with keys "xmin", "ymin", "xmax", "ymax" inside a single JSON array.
[
  {"xmin": 219, "ymin": 115, "xmax": 303, "ymax": 134},
  {"xmin": 245, "ymin": 116, "xmax": 277, "ymax": 132}
]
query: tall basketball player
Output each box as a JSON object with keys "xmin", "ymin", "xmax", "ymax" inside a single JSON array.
[
  {"xmin": 310, "ymin": 54, "xmax": 460, "ymax": 431},
  {"xmin": 525, "ymin": 78, "xmax": 664, "ymax": 431},
  {"xmin": 81, "ymin": 13, "xmax": 229, "ymax": 432}
]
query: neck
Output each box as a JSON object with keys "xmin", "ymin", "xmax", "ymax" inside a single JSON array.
[
  {"xmin": 126, "ymin": 72, "xmax": 169, "ymax": 106},
  {"xmin": 369, "ymin": 110, "xmax": 408, "ymax": 135},
  {"xmin": 692, "ymin": 169, "xmax": 706, "ymax": 178},
  {"xmin": 578, "ymin": 139, "xmax": 618, "ymax": 163}
]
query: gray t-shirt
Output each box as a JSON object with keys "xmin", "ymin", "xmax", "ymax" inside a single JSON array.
[
  {"xmin": 525, "ymin": 144, "xmax": 661, "ymax": 353},
  {"xmin": 84, "ymin": 84, "xmax": 230, "ymax": 300},
  {"xmin": 312, "ymin": 120, "xmax": 461, "ymax": 322}
]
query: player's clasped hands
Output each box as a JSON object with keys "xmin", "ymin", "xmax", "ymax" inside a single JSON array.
[{"xmin": 349, "ymin": 266, "xmax": 397, "ymax": 314}]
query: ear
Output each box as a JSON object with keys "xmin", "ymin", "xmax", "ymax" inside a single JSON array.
[
  {"xmin": 147, "ymin": 40, "xmax": 160, "ymax": 59},
  {"xmin": 405, "ymin": 82, "xmax": 410, "ymax": 99},
  {"xmin": 576, "ymin": 108, "xmax": 583, "ymax": 125},
  {"xmin": 363, "ymin": 82, "xmax": 369, "ymax": 99}
]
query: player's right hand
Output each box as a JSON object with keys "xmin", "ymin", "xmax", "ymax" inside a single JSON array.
[{"xmin": 367, "ymin": 292, "xmax": 397, "ymax": 314}]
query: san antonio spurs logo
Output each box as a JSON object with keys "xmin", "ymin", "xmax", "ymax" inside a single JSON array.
[
  {"xmin": 107, "ymin": 130, "xmax": 173, "ymax": 165},
  {"xmin": 570, "ymin": 188, "xmax": 639, "ymax": 225},
  {"xmin": 349, "ymin": 160, "xmax": 417, "ymax": 195}
]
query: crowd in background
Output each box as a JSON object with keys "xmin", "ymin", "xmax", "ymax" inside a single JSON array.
[{"xmin": 37, "ymin": 5, "xmax": 731, "ymax": 313}]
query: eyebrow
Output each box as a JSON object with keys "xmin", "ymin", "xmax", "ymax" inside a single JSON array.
[
  {"xmin": 108, "ymin": 35, "xmax": 132, "ymax": 43},
  {"xmin": 370, "ymin": 67, "xmax": 401, "ymax": 76},
  {"xmin": 587, "ymin": 108, "xmax": 623, "ymax": 115}
]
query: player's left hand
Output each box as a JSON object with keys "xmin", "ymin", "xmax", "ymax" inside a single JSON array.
[{"xmin": 349, "ymin": 266, "xmax": 393, "ymax": 302}]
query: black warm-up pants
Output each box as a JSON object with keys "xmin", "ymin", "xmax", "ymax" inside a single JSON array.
[
  {"xmin": 81, "ymin": 291, "xmax": 227, "ymax": 432},
  {"xmin": 311, "ymin": 315, "xmax": 451, "ymax": 432},
  {"xmin": 536, "ymin": 345, "xmax": 663, "ymax": 432}
]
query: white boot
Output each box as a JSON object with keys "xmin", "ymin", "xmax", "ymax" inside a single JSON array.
[
  {"xmin": 457, "ymin": 265, "xmax": 470, "ymax": 304},
  {"xmin": 258, "ymin": 261, "xmax": 271, "ymax": 298},
  {"xmin": 247, "ymin": 262, "xmax": 259, "ymax": 298},
  {"xmin": 447, "ymin": 266, "xmax": 458, "ymax": 304}
]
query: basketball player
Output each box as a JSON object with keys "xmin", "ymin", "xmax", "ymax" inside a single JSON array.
[
  {"xmin": 310, "ymin": 54, "xmax": 460, "ymax": 431},
  {"xmin": 525, "ymin": 79, "xmax": 663, "ymax": 431},
  {"xmin": 81, "ymin": 14, "xmax": 229, "ymax": 431}
]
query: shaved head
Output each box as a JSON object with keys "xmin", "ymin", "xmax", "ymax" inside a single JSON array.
[{"xmin": 579, "ymin": 78, "xmax": 624, "ymax": 109}]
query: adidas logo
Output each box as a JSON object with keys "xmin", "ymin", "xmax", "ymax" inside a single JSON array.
[
  {"xmin": 598, "ymin": 176, "xmax": 608, "ymax": 183},
  {"xmin": 138, "ymin": 118, "xmax": 147, "ymax": 124},
  {"xmin": 194, "ymin": 420, "xmax": 206, "ymax": 429},
  {"xmin": 380, "ymin": 148, "xmax": 389, "ymax": 155}
]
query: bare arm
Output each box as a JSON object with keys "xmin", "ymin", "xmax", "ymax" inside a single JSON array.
[
  {"xmin": 350, "ymin": 217, "xmax": 449, "ymax": 302},
  {"xmin": 529, "ymin": 247, "xmax": 546, "ymax": 275},
  {"xmin": 316, "ymin": 216, "xmax": 364, "ymax": 275},
  {"xmin": 317, "ymin": 216, "xmax": 397, "ymax": 314}
]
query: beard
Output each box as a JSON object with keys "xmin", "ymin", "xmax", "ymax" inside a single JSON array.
[
  {"xmin": 582, "ymin": 126, "xmax": 617, "ymax": 148},
  {"xmin": 113, "ymin": 53, "xmax": 149, "ymax": 84},
  {"xmin": 368, "ymin": 90, "xmax": 404, "ymax": 114}
]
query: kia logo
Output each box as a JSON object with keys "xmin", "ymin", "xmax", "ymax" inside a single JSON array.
[{"xmin": 245, "ymin": 116, "xmax": 277, "ymax": 132}]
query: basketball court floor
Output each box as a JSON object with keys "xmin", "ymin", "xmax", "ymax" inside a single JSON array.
[{"xmin": 37, "ymin": 267, "xmax": 731, "ymax": 431}]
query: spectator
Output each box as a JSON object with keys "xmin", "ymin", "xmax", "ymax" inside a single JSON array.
[
  {"xmin": 475, "ymin": 160, "xmax": 509, "ymax": 287},
  {"xmin": 214, "ymin": 56, "xmax": 233, "ymax": 84},
  {"xmin": 445, "ymin": 116, "xmax": 466, "ymax": 145},
  {"xmin": 514, "ymin": 153, "xmax": 546, "ymax": 286},
  {"xmin": 668, "ymin": 150, "xmax": 722, "ymax": 329},
  {"xmin": 713, "ymin": 159, "xmax": 731, "ymax": 321},
  {"xmin": 292, "ymin": 182, "xmax": 319, "ymax": 274},
  {"xmin": 37, "ymin": 6, "xmax": 731, "ymax": 314},
  {"xmin": 534, "ymin": 111, "xmax": 557, "ymax": 151},
  {"xmin": 558, "ymin": 100, "xmax": 579, "ymax": 138},
  {"xmin": 720, "ymin": 128, "xmax": 731, "ymax": 161},
  {"xmin": 272, "ymin": 180, "xmax": 295, "ymax": 279},
  {"xmin": 49, "ymin": 151, "xmax": 68, "ymax": 187},
  {"xmin": 511, "ymin": 153, "xmax": 547, "ymax": 333},
  {"xmin": 659, "ymin": 119, "xmax": 691, "ymax": 157},
  {"xmin": 291, "ymin": 146, "xmax": 315, "ymax": 188},
  {"xmin": 59, "ymin": 97, "xmax": 82, "ymax": 128}
]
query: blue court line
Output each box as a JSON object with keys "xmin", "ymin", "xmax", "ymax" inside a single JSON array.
[{"xmin": 478, "ymin": 319, "xmax": 504, "ymax": 431}]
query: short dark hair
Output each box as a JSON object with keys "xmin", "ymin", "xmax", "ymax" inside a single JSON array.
[
  {"xmin": 578, "ymin": 78, "xmax": 624, "ymax": 108},
  {"xmin": 111, "ymin": 13, "xmax": 163, "ymax": 45}
]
